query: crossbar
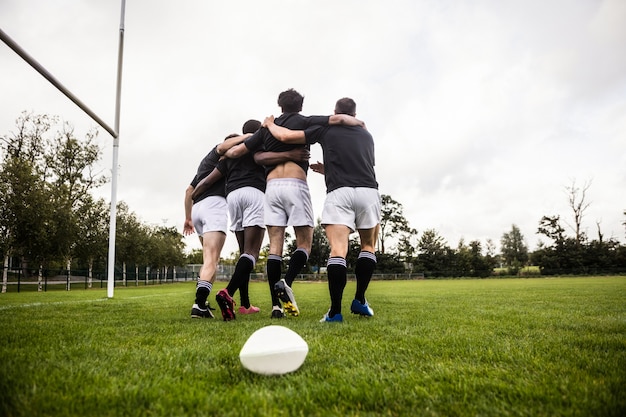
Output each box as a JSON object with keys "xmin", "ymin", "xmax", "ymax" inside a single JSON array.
[{"xmin": 0, "ymin": 27, "xmax": 118, "ymax": 138}]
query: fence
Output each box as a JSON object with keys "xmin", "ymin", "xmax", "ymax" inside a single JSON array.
[
  {"xmin": 1, "ymin": 266, "xmax": 426, "ymax": 293},
  {"xmin": 0, "ymin": 266, "xmax": 199, "ymax": 293}
]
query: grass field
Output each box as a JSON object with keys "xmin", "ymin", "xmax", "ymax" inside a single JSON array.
[{"xmin": 1, "ymin": 277, "xmax": 624, "ymax": 417}]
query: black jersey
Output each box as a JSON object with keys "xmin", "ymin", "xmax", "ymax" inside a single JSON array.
[
  {"xmin": 305, "ymin": 125, "xmax": 378, "ymax": 193},
  {"xmin": 190, "ymin": 146, "xmax": 227, "ymax": 203},
  {"xmin": 219, "ymin": 151, "xmax": 266, "ymax": 196},
  {"xmin": 244, "ymin": 113, "xmax": 330, "ymax": 175}
]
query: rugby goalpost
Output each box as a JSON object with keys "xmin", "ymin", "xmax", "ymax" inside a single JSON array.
[{"xmin": 0, "ymin": 1, "xmax": 127, "ymax": 298}]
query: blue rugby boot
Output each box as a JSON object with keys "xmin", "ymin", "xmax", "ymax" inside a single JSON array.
[
  {"xmin": 320, "ymin": 310, "xmax": 343, "ymax": 323},
  {"xmin": 350, "ymin": 299, "xmax": 374, "ymax": 317}
]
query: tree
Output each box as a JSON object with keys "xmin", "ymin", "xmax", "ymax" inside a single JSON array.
[
  {"xmin": 74, "ymin": 196, "xmax": 109, "ymax": 287},
  {"xmin": 186, "ymin": 249, "xmax": 203, "ymax": 265},
  {"xmin": 415, "ymin": 229, "xmax": 449, "ymax": 276},
  {"xmin": 0, "ymin": 112, "xmax": 56, "ymax": 286},
  {"xmin": 0, "ymin": 160, "xmax": 42, "ymax": 291},
  {"xmin": 454, "ymin": 238, "xmax": 472, "ymax": 277},
  {"xmin": 44, "ymin": 124, "xmax": 106, "ymax": 208},
  {"xmin": 116, "ymin": 202, "xmax": 148, "ymax": 285},
  {"xmin": 309, "ymin": 219, "xmax": 330, "ymax": 273},
  {"xmin": 375, "ymin": 252, "xmax": 406, "ymax": 273},
  {"xmin": 535, "ymin": 181, "xmax": 601, "ymax": 272},
  {"xmin": 379, "ymin": 194, "xmax": 416, "ymax": 255},
  {"xmin": 149, "ymin": 225, "xmax": 185, "ymax": 281},
  {"xmin": 1, "ymin": 113, "xmax": 108, "ymax": 288},
  {"xmin": 500, "ymin": 224, "xmax": 529, "ymax": 271},
  {"xmin": 564, "ymin": 179, "xmax": 591, "ymax": 244},
  {"xmin": 0, "ymin": 168, "xmax": 11, "ymax": 293},
  {"xmin": 535, "ymin": 215, "xmax": 588, "ymax": 274},
  {"xmin": 44, "ymin": 123, "xmax": 106, "ymax": 286},
  {"xmin": 469, "ymin": 240, "xmax": 495, "ymax": 277},
  {"xmin": 485, "ymin": 238, "xmax": 499, "ymax": 272},
  {"xmin": 345, "ymin": 237, "xmax": 362, "ymax": 272},
  {"xmin": 397, "ymin": 231, "xmax": 417, "ymax": 268},
  {"xmin": 1, "ymin": 112, "xmax": 194, "ymax": 284},
  {"xmin": 537, "ymin": 215, "xmax": 565, "ymax": 246},
  {"xmin": 1, "ymin": 112, "xmax": 54, "ymax": 165}
]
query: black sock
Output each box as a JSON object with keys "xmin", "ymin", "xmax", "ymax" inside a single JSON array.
[
  {"xmin": 195, "ymin": 280, "xmax": 213, "ymax": 309},
  {"xmin": 327, "ymin": 257, "xmax": 347, "ymax": 316},
  {"xmin": 226, "ymin": 254, "xmax": 255, "ymax": 301},
  {"xmin": 284, "ymin": 248, "xmax": 308, "ymax": 286},
  {"xmin": 355, "ymin": 251, "xmax": 376, "ymax": 304},
  {"xmin": 239, "ymin": 276, "xmax": 250, "ymax": 308},
  {"xmin": 266, "ymin": 255, "xmax": 282, "ymax": 306}
]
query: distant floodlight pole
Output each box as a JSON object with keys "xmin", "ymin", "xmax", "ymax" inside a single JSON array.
[{"xmin": 107, "ymin": 0, "xmax": 126, "ymax": 298}]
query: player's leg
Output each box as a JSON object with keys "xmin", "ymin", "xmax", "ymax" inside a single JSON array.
[
  {"xmin": 228, "ymin": 191, "xmax": 249, "ymax": 309},
  {"xmin": 320, "ymin": 224, "xmax": 351, "ymax": 322},
  {"xmin": 234, "ymin": 230, "xmax": 245, "ymax": 254},
  {"xmin": 282, "ymin": 180, "xmax": 315, "ymax": 287},
  {"xmin": 214, "ymin": 195, "xmax": 241, "ymax": 321},
  {"xmin": 192, "ymin": 231, "xmax": 226, "ymax": 318},
  {"xmin": 351, "ymin": 226, "xmax": 378, "ymax": 316},
  {"xmin": 232, "ymin": 229, "xmax": 252, "ymax": 311},
  {"xmin": 264, "ymin": 180, "xmax": 288, "ymax": 317},
  {"xmin": 284, "ymin": 225, "xmax": 313, "ymax": 286},
  {"xmin": 236, "ymin": 225, "xmax": 265, "ymax": 314},
  {"xmin": 351, "ymin": 188, "xmax": 381, "ymax": 317},
  {"xmin": 274, "ymin": 225, "xmax": 312, "ymax": 317},
  {"xmin": 266, "ymin": 225, "xmax": 286, "ymax": 317},
  {"xmin": 275, "ymin": 179, "xmax": 315, "ymax": 316},
  {"xmin": 191, "ymin": 197, "xmax": 227, "ymax": 319},
  {"xmin": 240, "ymin": 188, "xmax": 266, "ymax": 314},
  {"xmin": 224, "ymin": 188, "xmax": 265, "ymax": 315}
]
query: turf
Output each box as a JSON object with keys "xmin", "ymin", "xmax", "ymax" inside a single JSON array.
[{"xmin": 0, "ymin": 277, "xmax": 624, "ymax": 417}]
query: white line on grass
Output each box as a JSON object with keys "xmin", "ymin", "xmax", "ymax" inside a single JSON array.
[{"xmin": 0, "ymin": 291, "xmax": 189, "ymax": 311}]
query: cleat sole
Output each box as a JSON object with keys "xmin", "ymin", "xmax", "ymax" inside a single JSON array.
[
  {"xmin": 283, "ymin": 301, "xmax": 299, "ymax": 317},
  {"xmin": 216, "ymin": 293, "xmax": 236, "ymax": 321}
]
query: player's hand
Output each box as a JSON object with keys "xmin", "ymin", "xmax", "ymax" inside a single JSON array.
[
  {"xmin": 288, "ymin": 148, "xmax": 310, "ymax": 162},
  {"xmin": 183, "ymin": 219, "xmax": 195, "ymax": 236},
  {"xmin": 310, "ymin": 161, "xmax": 325, "ymax": 175},
  {"xmin": 263, "ymin": 115, "xmax": 275, "ymax": 127}
]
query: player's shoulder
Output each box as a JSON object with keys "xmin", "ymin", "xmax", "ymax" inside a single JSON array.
[{"xmin": 346, "ymin": 125, "xmax": 373, "ymax": 138}]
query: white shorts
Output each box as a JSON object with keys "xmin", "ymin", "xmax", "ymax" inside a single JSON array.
[
  {"xmin": 227, "ymin": 187, "xmax": 265, "ymax": 232},
  {"xmin": 264, "ymin": 178, "xmax": 314, "ymax": 227},
  {"xmin": 321, "ymin": 187, "xmax": 381, "ymax": 232},
  {"xmin": 192, "ymin": 196, "xmax": 228, "ymax": 235}
]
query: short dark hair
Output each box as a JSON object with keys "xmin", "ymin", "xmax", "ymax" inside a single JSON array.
[
  {"xmin": 334, "ymin": 97, "xmax": 356, "ymax": 116},
  {"xmin": 277, "ymin": 89, "xmax": 304, "ymax": 113},
  {"xmin": 242, "ymin": 119, "xmax": 261, "ymax": 134},
  {"xmin": 224, "ymin": 133, "xmax": 239, "ymax": 140}
]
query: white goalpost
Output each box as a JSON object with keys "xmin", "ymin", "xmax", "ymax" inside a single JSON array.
[{"xmin": 0, "ymin": 0, "xmax": 127, "ymax": 298}]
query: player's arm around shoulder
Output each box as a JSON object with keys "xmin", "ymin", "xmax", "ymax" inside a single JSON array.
[
  {"xmin": 263, "ymin": 115, "xmax": 306, "ymax": 144},
  {"xmin": 255, "ymin": 148, "xmax": 310, "ymax": 166},
  {"xmin": 217, "ymin": 133, "xmax": 251, "ymax": 156},
  {"xmin": 191, "ymin": 168, "xmax": 223, "ymax": 200},
  {"xmin": 224, "ymin": 142, "xmax": 250, "ymax": 158},
  {"xmin": 328, "ymin": 114, "xmax": 365, "ymax": 128}
]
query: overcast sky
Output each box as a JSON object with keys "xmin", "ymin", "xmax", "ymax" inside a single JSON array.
[{"xmin": 2, "ymin": 0, "xmax": 625, "ymax": 257}]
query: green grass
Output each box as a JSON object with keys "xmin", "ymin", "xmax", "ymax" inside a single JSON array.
[{"xmin": 1, "ymin": 277, "xmax": 625, "ymax": 417}]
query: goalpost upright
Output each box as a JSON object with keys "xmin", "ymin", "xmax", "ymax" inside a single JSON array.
[
  {"xmin": 107, "ymin": 0, "xmax": 126, "ymax": 298},
  {"xmin": 0, "ymin": 0, "xmax": 127, "ymax": 298}
]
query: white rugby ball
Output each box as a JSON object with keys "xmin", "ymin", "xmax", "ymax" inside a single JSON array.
[{"xmin": 239, "ymin": 325, "xmax": 308, "ymax": 375}]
